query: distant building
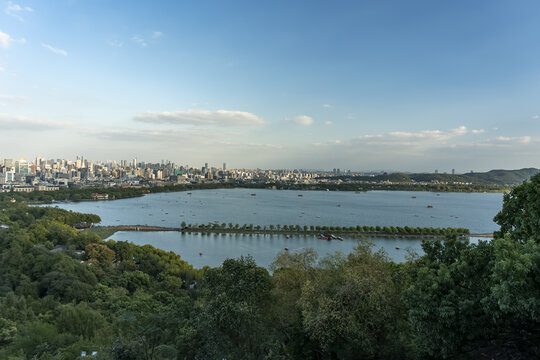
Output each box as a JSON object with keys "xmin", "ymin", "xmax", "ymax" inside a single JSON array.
[
  {"xmin": 91, "ymin": 193, "xmax": 109, "ymax": 200},
  {"xmin": 452, "ymin": 169, "xmax": 455, "ymax": 175},
  {"xmin": 12, "ymin": 186, "xmax": 34, "ymax": 193},
  {"xmin": 36, "ymin": 185, "xmax": 60, "ymax": 191},
  {"xmin": 3, "ymin": 159, "xmax": 14, "ymax": 168},
  {"xmin": 15, "ymin": 159, "xmax": 29, "ymax": 175},
  {"xmin": 5, "ymin": 170, "xmax": 15, "ymax": 182},
  {"xmin": 223, "ymin": 162, "xmax": 227, "ymax": 170}
]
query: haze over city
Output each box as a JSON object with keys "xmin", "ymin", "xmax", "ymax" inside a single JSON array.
[{"xmin": 1, "ymin": 0, "xmax": 540, "ymax": 171}]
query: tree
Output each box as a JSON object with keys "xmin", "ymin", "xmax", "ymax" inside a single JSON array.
[
  {"xmin": 299, "ymin": 243, "xmax": 411, "ymax": 358},
  {"xmin": 494, "ymin": 173, "xmax": 540, "ymax": 242},
  {"xmin": 0, "ymin": 318, "xmax": 17, "ymax": 346},
  {"xmin": 56, "ymin": 302, "xmax": 109, "ymax": 339},
  {"xmin": 403, "ymin": 235, "xmax": 540, "ymax": 359},
  {"xmin": 196, "ymin": 256, "xmax": 276, "ymax": 359},
  {"xmin": 270, "ymin": 249, "xmax": 319, "ymax": 357},
  {"xmin": 85, "ymin": 243, "xmax": 115, "ymax": 267}
]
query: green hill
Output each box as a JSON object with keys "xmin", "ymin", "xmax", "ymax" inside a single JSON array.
[{"xmin": 331, "ymin": 168, "xmax": 540, "ymax": 186}]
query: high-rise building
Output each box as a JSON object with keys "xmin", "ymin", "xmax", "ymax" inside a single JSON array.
[
  {"xmin": 5, "ymin": 170, "xmax": 15, "ymax": 182},
  {"xmin": 4, "ymin": 159, "xmax": 14, "ymax": 169},
  {"xmin": 223, "ymin": 162, "xmax": 227, "ymax": 170},
  {"xmin": 15, "ymin": 159, "xmax": 29, "ymax": 175},
  {"xmin": 452, "ymin": 169, "xmax": 455, "ymax": 175}
]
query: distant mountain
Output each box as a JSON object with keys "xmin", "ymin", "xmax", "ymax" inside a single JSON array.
[
  {"xmin": 459, "ymin": 168, "xmax": 540, "ymax": 186},
  {"xmin": 334, "ymin": 168, "xmax": 540, "ymax": 186}
]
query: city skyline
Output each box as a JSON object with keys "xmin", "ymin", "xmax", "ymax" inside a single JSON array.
[
  {"xmin": 2, "ymin": 1, "xmax": 540, "ymax": 171},
  {"xmin": 0, "ymin": 154, "xmax": 504, "ymax": 175}
]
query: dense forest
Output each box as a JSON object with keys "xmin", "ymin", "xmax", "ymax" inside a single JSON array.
[{"xmin": 0, "ymin": 175, "xmax": 539, "ymax": 359}]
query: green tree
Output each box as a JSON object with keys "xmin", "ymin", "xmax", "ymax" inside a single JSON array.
[
  {"xmin": 299, "ymin": 243, "xmax": 411, "ymax": 358},
  {"xmin": 494, "ymin": 173, "xmax": 540, "ymax": 242},
  {"xmin": 196, "ymin": 256, "xmax": 276, "ymax": 359}
]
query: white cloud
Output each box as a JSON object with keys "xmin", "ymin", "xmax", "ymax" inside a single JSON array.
[
  {"xmin": 5, "ymin": 1, "xmax": 33, "ymax": 22},
  {"xmin": 41, "ymin": 43, "xmax": 67, "ymax": 56},
  {"xmin": 152, "ymin": 31, "xmax": 163, "ymax": 39},
  {"xmin": 0, "ymin": 66, "xmax": 4, "ymax": 72},
  {"xmin": 132, "ymin": 35, "xmax": 147, "ymax": 47},
  {"xmin": 387, "ymin": 126, "xmax": 468, "ymax": 141},
  {"xmin": 314, "ymin": 126, "xmax": 485, "ymax": 149},
  {"xmin": 471, "ymin": 129, "xmax": 485, "ymax": 134},
  {"xmin": 323, "ymin": 121, "xmax": 333, "ymax": 126},
  {"xmin": 0, "ymin": 114, "xmax": 70, "ymax": 130},
  {"xmin": 133, "ymin": 109, "xmax": 268, "ymax": 127},
  {"xmin": 0, "ymin": 32, "xmax": 9, "ymax": 48},
  {"xmin": 109, "ymin": 40, "xmax": 124, "ymax": 48},
  {"xmin": 89, "ymin": 128, "xmax": 204, "ymax": 142},
  {"xmin": 532, "ymin": 115, "xmax": 539, "ymax": 119},
  {"xmin": 494, "ymin": 136, "xmax": 532, "ymax": 144},
  {"xmin": 0, "ymin": 31, "xmax": 25, "ymax": 48},
  {"xmin": 323, "ymin": 104, "xmax": 333, "ymax": 108},
  {"xmin": 0, "ymin": 94, "xmax": 27, "ymax": 102},
  {"xmin": 287, "ymin": 115, "xmax": 314, "ymax": 126}
]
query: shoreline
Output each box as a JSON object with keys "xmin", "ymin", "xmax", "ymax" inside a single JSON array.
[{"xmin": 10, "ymin": 184, "xmax": 508, "ymax": 206}]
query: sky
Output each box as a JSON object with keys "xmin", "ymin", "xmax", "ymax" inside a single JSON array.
[{"xmin": 1, "ymin": 0, "xmax": 540, "ymax": 172}]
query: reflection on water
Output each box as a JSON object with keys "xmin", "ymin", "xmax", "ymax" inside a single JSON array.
[{"xmin": 108, "ymin": 231, "xmax": 427, "ymax": 268}]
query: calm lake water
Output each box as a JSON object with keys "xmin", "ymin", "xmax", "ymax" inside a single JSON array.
[
  {"xmin": 47, "ymin": 189, "xmax": 502, "ymax": 268},
  {"xmin": 51, "ymin": 188, "xmax": 503, "ymax": 233},
  {"xmin": 107, "ymin": 231, "xmax": 488, "ymax": 268}
]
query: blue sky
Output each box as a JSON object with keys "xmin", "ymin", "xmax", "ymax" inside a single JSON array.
[{"xmin": 1, "ymin": 0, "xmax": 540, "ymax": 171}]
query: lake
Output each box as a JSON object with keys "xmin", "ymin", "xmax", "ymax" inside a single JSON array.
[
  {"xmin": 107, "ymin": 231, "xmax": 488, "ymax": 268},
  {"xmin": 50, "ymin": 188, "xmax": 503, "ymax": 233},
  {"xmin": 47, "ymin": 189, "xmax": 502, "ymax": 268}
]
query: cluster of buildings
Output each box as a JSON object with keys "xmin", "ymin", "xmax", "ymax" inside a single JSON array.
[{"xmin": 0, "ymin": 156, "xmax": 324, "ymax": 193}]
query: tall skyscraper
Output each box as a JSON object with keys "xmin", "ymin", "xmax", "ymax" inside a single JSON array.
[
  {"xmin": 15, "ymin": 159, "xmax": 29, "ymax": 175},
  {"xmin": 223, "ymin": 162, "xmax": 227, "ymax": 170},
  {"xmin": 4, "ymin": 159, "xmax": 14, "ymax": 169}
]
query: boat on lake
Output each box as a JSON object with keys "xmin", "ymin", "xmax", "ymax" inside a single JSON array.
[{"xmin": 317, "ymin": 233, "xmax": 343, "ymax": 241}]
